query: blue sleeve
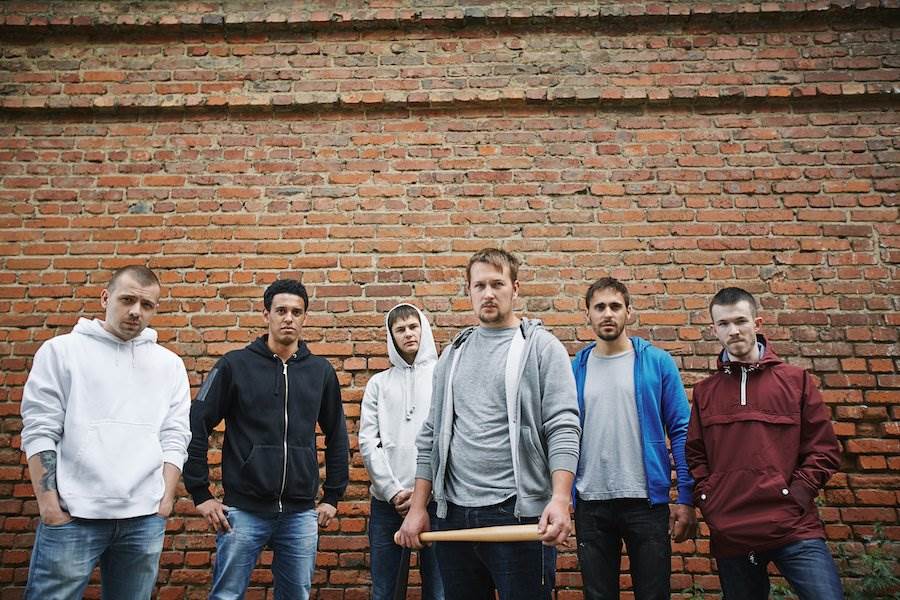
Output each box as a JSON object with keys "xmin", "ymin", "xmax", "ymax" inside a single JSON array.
[{"xmin": 659, "ymin": 352, "xmax": 694, "ymax": 505}]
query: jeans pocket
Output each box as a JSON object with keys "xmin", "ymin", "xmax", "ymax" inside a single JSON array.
[{"xmin": 41, "ymin": 518, "xmax": 76, "ymax": 529}]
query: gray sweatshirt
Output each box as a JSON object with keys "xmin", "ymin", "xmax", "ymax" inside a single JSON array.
[{"xmin": 415, "ymin": 318, "xmax": 581, "ymax": 518}]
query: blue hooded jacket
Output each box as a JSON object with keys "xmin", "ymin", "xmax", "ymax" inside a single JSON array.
[{"xmin": 572, "ymin": 337, "xmax": 693, "ymax": 506}]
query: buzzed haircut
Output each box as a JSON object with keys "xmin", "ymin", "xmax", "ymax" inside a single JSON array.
[
  {"xmin": 388, "ymin": 304, "xmax": 420, "ymax": 331},
  {"xmin": 584, "ymin": 277, "xmax": 631, "ymax": 309},
  {"xmin": 108, "ymin": 265, "xmax": 159, "ymax": 291},
  {"xmin": 709, "ymin": 287, "xmax": 758, "ymax": 317},
  {"xmin": 466, "ymin": 248, "xmax": 520, "ymax": 284},
  {"xmin": 263, "ymin": 279, "xmax": 309, "ymax": 312}
]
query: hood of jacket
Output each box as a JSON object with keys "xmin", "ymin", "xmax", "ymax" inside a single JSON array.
[
  {"xmin": 75, "ymin": 316, "xmax": 158, "ymax": 345},
  {"xmin": 246, "ymin": 334, "xmax": 312, "ymax": 362},
  {"xmin": 385, "ymin": 303, "xmax": 438, "ymax": 368},
  {"xmin": 74, "ymin": 317, "xmax": 158, "ymax": 366},
  {"xmin": 716, "ymin": 334, "xmax": 780, "ymax": 374}
]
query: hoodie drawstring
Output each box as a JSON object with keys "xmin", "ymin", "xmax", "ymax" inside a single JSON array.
[{"xmin": 404, "ymin": 365, "xmax": 414, "ymax": 420}]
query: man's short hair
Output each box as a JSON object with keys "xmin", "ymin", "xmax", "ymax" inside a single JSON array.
[
  {"xmin": 263, "ymin": 279, "xmax": 309, "ymax": 311},
  {"xmin": 709, "ymin": 287, "xmax": 758, "ymax": 317},
  {"xmin": 108, "ymin": 265, "xmax": 159, "ymax": 291},
  {"xmin": 387, "ymin": 304, "xmax": 420, "ymax": 331},
  {"xmin": 466, "ymin": 248, "xmax": 520, "ymax": 284},
  {"xmin": 584, "ymin": 277, "xmax": 631, "ymax": 308}
]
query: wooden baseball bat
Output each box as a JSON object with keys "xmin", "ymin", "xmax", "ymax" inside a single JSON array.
[{"xmin": 394, "ymin": 523, "xmax": 542, "ymax": 545}]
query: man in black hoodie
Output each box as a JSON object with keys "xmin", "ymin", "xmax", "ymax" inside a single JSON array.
[{"xmin": 184, "ymin": 279, "xmax": 349, "ymax": 600}]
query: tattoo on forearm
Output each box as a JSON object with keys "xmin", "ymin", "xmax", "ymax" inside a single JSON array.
[{"xmin": 37, "ymin": 451, "xmax": 58, "ymax": 493}]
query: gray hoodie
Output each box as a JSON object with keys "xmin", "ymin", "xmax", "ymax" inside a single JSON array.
[
  {"xmin": 359, "ymin": 304, "xmax": 438, "ymax": 502},
  {"xmin": 415, "ymin": 318, "xmax": 581, "ymax": 518}
]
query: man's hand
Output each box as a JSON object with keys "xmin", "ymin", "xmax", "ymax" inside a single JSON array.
[
  {"xmin": 317, "ymin": 502, "xmax": 337, "ymax": 527},
  {"xmin": 157, "ymin": 496, "xmax": 175, "ymax": 519},
  {"xmin": 196, "ymin": 498, "xmax": 231, "ymax": 532},
  {"xmin": 391, "ymin": 489, "xmax": 414, "ymax": 517},
  {"xmin": 40, "ymin": 505, "xmax": 72, "ymax": 527},
  {"xmin": 396, "ymin": 506, "xmax": 430, "ymax": 550},
  {"xmin": 537, "ymin": 495, "xmax": 572, "ymax": 547},
  {"xmin": 669, "ymin": 503, "xmax": 697, "ymax": 543}
]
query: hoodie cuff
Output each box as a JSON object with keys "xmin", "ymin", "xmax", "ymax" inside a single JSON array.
[
  {"xmin": 22, "ymin": 437, "xmax": 57, "ymax": 460},
  {"xmin": 162, "ymin": 451, "xmax": 186, "ymax": 471},
  {"xmin": 321, "ymin": 492, "xmax": 341, "ymax": 508},
  {"xmin": 676, "ymin": 485, "xmax": 694, "ymax": 506},
  {"xmin": 415, "ymin": 463, "xmax": 433, "ymax": 481},
  {"xmin": 189, "ymin": 487, "xmax": 214, "ymax": 507}
]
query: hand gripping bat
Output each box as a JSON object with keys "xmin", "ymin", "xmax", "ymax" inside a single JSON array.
[{"xmin": 392, "ymin": 525, "xmax": 542, "ymax": 599}]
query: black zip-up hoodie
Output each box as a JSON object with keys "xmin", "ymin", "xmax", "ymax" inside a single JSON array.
[{"xmin": 184, "ymin": 336, "xmax": 349, "ymax": 512}]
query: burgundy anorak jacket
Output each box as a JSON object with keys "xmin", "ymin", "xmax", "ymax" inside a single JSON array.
[{"xmin": 686, "ymin": 336, "xmax": 840, "ymax": 559}]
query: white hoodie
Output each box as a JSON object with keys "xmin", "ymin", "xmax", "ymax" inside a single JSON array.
[
  {"xmin": 358, "ymin": 304, "xmax": 438, "ymax": 502},
  {"xmin": 21, "ymin": 317, "xmax": 191, "ymax": 519}
]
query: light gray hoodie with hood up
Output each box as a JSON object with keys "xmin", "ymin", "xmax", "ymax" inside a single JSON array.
[{"xmin": 359, "ymin": 303, "xmax": 438, "ymax": 503}]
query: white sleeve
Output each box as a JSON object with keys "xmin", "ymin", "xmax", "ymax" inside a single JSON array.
[
  {"xmin": 159, "ymin": 356, "xmax": 192, "ymax": 470},
  {"xmin": 21, "ymin": 341, "xmax": 68, "ymax": 459},
  {"xmin": 358, "ymin": 375, "xmax": 402, "ymax": 502}
]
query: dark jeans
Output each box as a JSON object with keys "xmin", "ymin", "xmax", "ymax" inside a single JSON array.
[
  {"xmin": 717, "ymin": 538, "xmax": 844, "ymax": 600},
  {"xmin": 369, "ymin": 498, "xmax": 443, "ymax": 600},
  {"xmin": 433, "ymin": 497, "xmax": 556, "ymax": 600},
  {"xmin": 575, "ymin": 498, "xmax": 671, "ymax": 600}
]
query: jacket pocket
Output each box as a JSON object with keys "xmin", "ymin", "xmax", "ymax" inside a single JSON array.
[
  {"xmin": 698, "ymin": 466, "xmax": 802, "ymax": 548},
  {"xmin": 237, "ymin": 445, "xmax": 285, "ymax": 499},
  {"xmin": 644, "ymin": 440, "xmax": 671, "ymax": 497},
  {"xmin": 283, "ymin": 445, "xmax": 318, "ymax": 501},
  {"xmin": 66, "ymin": 421, "xmax": 163, "ymax": 500},
  {"xmin": 518, "ymin": 427, "xmax": 550, "ymax": 498}
]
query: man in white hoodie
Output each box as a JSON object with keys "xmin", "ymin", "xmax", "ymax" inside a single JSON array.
[
  {"xmin": 359, "ymin": 303, "xmax": 443, "ymax": 600},
  {"xmin": 20, "ymin": 265, "xmax": 191, "ymax": 599}
]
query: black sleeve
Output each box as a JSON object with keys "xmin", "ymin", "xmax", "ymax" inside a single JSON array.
[
  {"xmin": 183, "ymin": 357, "xmax": 233, "ymax": 506},
  {"xmin": 318, "ymin": 363, "xmax": 349, "ymax": 507}
]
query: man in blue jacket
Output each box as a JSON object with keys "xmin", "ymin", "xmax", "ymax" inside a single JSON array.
[
  {"xmin": 184, "ymin": 279, "xmax": 349, "ymax": 600},
  {"xmin": 572, "ymin": 277, "xmax": 695, "ymax": 600}
]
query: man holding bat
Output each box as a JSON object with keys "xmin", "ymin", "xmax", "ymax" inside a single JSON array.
[{"xmin": 396, "ymin": 248, "xmax": 581, "ymax": 600}]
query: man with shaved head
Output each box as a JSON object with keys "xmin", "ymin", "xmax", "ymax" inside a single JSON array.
[{"xmin": 21, "ymin": 265, "xmax": 191, "ymax": 599}]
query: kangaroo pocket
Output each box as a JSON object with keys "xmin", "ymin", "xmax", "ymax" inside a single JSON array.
[
  {"xmin": 384, "ymin": 445, "xmax": 417, "ymax": 488},
  {"xmin": 282, "ymin": 445, "xmax": 318, "ymax": 501},
  {"xmin": 64, "ymin": 421, "xmax": 163, "ymax": 500},
  {"xmin": 236, "ymin": 445, "xmax": 286, "ymax": 499},
  {"xmin": 699, "ymin": 466, "xmax": 803, "ymax": 549}
]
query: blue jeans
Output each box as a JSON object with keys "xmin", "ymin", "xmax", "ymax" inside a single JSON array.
[
  {"xmin": 25, "ymin": 514, "xmax": 166, "ymax": 600},
  {"xmin": 433, "ymin": 498, "xmax": 556, "ymax": 600},
  {"xmin": 369, "ymin": 498, "xmax": 443, "ymax": 600},
  {"xmin": 575, "ymin": 498, "xmax": 671, "ymax": 600},
  {"xmin": 716, "ymin": 538, "xmax": 844, "ymax": 600},
  {"xmin": 211, "ymin": 507, "xmax": 317, "ymax": 600}
]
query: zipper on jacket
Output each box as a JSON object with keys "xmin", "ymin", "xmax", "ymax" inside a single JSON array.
[
  {"xmin": 278, "ymin": 360, "xmax": 289, "ymax": 512},
  {"xmin": 740, "ymin": 367, "xmax": 748, "ymax": 406}
]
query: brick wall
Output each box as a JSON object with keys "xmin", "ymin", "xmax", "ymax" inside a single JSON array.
[{"xmin": 1, "ymin": 1, "xmax": 897, "ymax": 598}]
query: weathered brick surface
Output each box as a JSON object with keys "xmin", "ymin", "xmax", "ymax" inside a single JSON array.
[
  {"xmin": 0, "ymin": 2, "xmax": 898, "ymax": 599},
  {"xmin": 2, "ymin": 9, "xmax": 899, "ymax": 110}
]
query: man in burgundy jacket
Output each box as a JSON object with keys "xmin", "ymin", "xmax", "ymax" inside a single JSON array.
[{"xmin": 686, "ymin": 287, "xmax": 843, "ymax": 600}]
